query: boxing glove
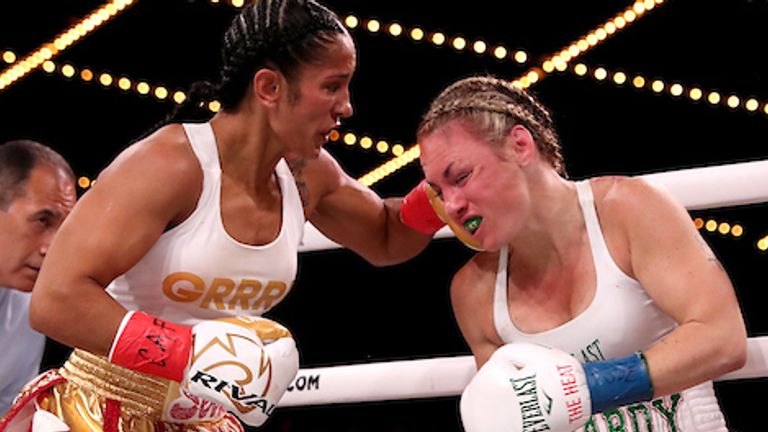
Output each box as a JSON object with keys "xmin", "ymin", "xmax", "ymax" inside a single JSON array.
[
  {"xmin": 460, "ymin": 343, "xmax": 653, "ymax": 432},
  {"xmin": 400, "ymin": 180, "xmax": 483, "ymax": 250},
  {"xmin": 109, "ymin": 311, "xmax": 299, "ymax": 427}
]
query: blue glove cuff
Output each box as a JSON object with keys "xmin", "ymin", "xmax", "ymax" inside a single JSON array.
[{"xmin": 583, "ymin": 352, "xmax": 654, "ymax": 414}]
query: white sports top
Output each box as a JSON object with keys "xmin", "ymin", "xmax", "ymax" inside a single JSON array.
[
  {"xmin": 493, "ymin": 180, "xmax": 727, "ymax": 432},
  {"xmin": 107, "ymin": 122, "xmax": 305, "ymax": 326}
]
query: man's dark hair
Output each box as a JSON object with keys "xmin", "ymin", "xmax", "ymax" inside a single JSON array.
[{"xmin": 0, "ymin": 140, "xmax": 74, "ymax": 211}]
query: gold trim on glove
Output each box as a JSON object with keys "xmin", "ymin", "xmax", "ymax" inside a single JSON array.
[
  {"xmin": 214, "ymin": 316, "xmax": 293, "ymax": 342},
  {"xmin": 61, "ymin": 349, "xmax": 173, "ymax": 418}
]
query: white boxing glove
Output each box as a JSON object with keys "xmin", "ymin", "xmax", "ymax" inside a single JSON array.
[
  {"xmin": 185, "ymin": 316, "xmax": 299, "ymax": 427},
  {"xmin": 460, "ymin": 343, "xmax": 591, "ymax": 432}
]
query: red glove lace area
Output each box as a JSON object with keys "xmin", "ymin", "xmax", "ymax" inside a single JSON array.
[
  {"xmin": 400, "ymin": 181, "xmax": 445, "ymax": 235},
  {"xmin": 109, "ymin": 311, "xmax": 192, "ymax": 382}
]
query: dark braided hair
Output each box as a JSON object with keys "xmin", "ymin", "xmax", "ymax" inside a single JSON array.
[
  {"xmin": 417, "ymin": 76, "xmax": 566, "ymax": 176},
  {"xmin": 167, "ymin": 0, "xmax": 346, "ymax": 124}
]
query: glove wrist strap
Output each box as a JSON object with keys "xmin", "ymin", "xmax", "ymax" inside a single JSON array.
[
  {"xmin": 584, "ymin": 351, "xmax": 654, "ymax": 414},
  {"xmin": 108, "ymin": 311, "xmax": 192, "ymax": 382}
]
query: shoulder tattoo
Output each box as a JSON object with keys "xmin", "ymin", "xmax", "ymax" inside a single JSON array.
[
  {"xmin": 287, "ymin": 157, "xmax": 310, "ymax": 208},
  {"xmin": 696, "ymin": 233, "xmax": 727, "ymax": 273}
]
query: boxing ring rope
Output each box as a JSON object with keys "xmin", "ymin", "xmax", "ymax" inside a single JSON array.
[
  {"xmin": 279, "ymin": 337, "xmax": 768, "ymax": 407},
  {"xmin": 283, "ymin": 157, "xmax": 768, "ymax": 407},
  {"xmin": 298, "ymin": 158, "xmax": 768, "ymax": 253}
]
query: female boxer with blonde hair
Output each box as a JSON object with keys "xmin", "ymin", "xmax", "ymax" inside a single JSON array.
[{"xmin": 416, "ymin": 75, "xmax": 747, "ymax": 432}]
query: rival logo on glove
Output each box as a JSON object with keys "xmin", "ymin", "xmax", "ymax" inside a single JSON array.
[
  {"xmin": 189, "ymin": 370, "xmax": 276, "ymax": 416},
  {"xmin": 189, "ymin": 331, "xmax": 277, "ymax": 417}
]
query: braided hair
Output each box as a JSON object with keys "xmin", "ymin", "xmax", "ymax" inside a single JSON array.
[
  {"xmin": 167, "ymin": 0, "xmax": 346, "ymax": 123},
  {"xmin": 417, "ymin": 76, "xmax": 566, "ymax": 176}
]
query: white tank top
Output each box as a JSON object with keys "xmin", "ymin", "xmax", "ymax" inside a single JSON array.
[
  {"xmin": 107, "ymin": 122, "xmax": 305, "ymax": 326},
  {"xmin": 493, "ymin": 180, "xmax": 727, "ymax": 432}
]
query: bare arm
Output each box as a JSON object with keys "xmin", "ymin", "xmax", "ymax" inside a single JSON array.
[
  {"xmin": 450, "ymin": 253, "xmax": 500, "ymax": 369},
  {"xmin": 29, "ymin": 125, "xmax": 202, "ymax": 356},
  {"xmin": 607, "ymin": 178, "xmax": 747, "ymax": 396},
  {"xmin": 301, "ymin": 149, "xmax": 432, "ymax": 266}
]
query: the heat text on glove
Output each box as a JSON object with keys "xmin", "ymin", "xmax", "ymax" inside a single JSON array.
[{"xmin": 557, "ymin": 364, "xmax": 586, "ymax": 424}]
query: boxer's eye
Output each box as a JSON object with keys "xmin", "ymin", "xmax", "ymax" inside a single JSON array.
[{"xmin": 455, "ymin": 171, "xmax": 470, "ymax": 185}]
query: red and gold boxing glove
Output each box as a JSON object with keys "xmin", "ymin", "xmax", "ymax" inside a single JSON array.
[
  {"xmin": 400, "ymin": 180, "xmax": 446, "ymax": 236},
  {"xmin": 109, "ymin": 312, "xmax": 299, "ymax": 427},
  {"xmin": 400, "ymin": 180, "xmax": 483, "ymax": 250}
]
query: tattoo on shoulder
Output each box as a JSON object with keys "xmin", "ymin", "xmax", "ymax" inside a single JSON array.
[
  {"xmin": 287, "ymin": 157, "xmax": 309, "ymax": 208},
  {"xmin": 287, "ymin": 157, "xmax": 307, "ymax": 173},
  {"xmin": 696, "ymin": 234, "xmax": 726, "ymax": 273}
]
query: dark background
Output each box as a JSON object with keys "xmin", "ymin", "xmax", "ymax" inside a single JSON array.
[{"xmin": 2, "ymin": 0, "xmax": 767, "ymax": 430}]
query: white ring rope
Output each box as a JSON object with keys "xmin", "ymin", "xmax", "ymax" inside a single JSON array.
[
  {"xmin": 298, "ymin": 158, "xmax": 768, "ymax": 252},
  {"xmin": 283, "ymin": 158, "xmax": 768, "ymax": 407},
  {"xmin": 279, "ymin": 336, "xmax": 768, "ymax": 407}
]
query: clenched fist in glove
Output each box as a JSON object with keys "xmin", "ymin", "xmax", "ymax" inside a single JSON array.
[
  {"xmin": 460, "ymin": 343, "xmax": 654, "ymax": 432},
  {"xmin": 109, "ymin": 311, "xmax": 299, "ymax": 427},
  {"xmin": 400, "ymin": 180, "xmax": 483, "ymax": 250}
]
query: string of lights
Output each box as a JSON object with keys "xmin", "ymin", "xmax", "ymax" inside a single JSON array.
[
  {"xmin": 2, "ymin": 1, "xmax": 765, "ymax": 252},
  {"xmin": 1, "ymin": 54, "xmax": 418, "ymax": 167},
  {"xmin": 5, "ymin": 54, "xmax": 766, "ymax": 121},
  {"xmin": 695, "ymin": 217, "xmax": 744, "ymax": 239},
  {"xmin": 694, "ymin": 217, "xmax": 768, "ymax": 253},
  {"xmin": 566, "ymin": 63, "xmax": 768, "ymax": 116},
  {"xmin": 758, "ymin": 234, "xmax": 768, "ymax": 252},
  {"xmin": 0, "ymin": 0, "xmax": 136, "ymax": 91},
  {"xmin": 515, "ymin": 0, "xmax": 666, "ymax": 89},
  {"xmin": 346, "ymin": 1, "xmax": 767, "ymax": 254},
  {"xmin": 340, "ymin": 15, "xmax": 529, "ymax": 67},
  {"xmin": 356, "ymin": 0, "xmax": 666, "ymax": 185},
  {"xmin": 5, "ymin": 1, "xmax": 763, "ymax": 165}
]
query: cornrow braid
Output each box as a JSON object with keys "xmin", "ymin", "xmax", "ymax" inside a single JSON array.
[
  {"xmin": 218, "ymin": 0, "xmax": 345, "ymax": 108},
  {"xmin": 164, "ymin": 0, "xmax": 346, "ymax": 125},
  {"xmin": 418, "ymin": 76, "xmax": 566, "ymax": 176}
]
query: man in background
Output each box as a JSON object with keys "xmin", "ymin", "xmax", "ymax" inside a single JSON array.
[{"xmin": 0, "ymin": 140, "xmax": 75, "ymax": 416}]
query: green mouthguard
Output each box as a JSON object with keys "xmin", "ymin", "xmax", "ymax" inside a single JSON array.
[{"xmin": 464, "ymin": 216, "xmax": 482, "ymax": 234}]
